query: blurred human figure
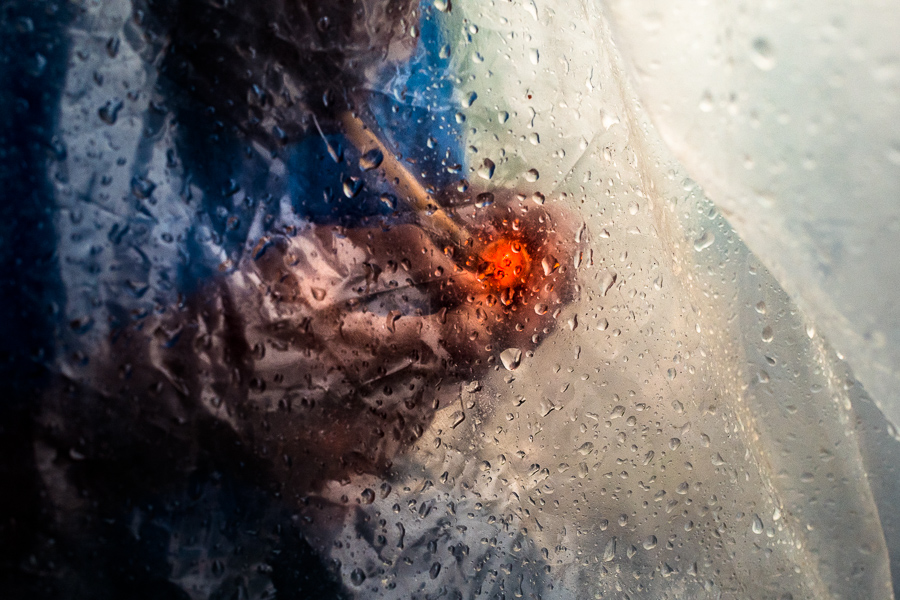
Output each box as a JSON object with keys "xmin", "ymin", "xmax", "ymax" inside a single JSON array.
[{"xmin": 22, "ymin": 0, "xmax": 580, "ymax": 597}]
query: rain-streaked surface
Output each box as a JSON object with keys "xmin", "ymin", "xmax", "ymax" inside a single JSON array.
[
  {"xmin": 603, "ymin": 0, "xmax": 900, "ymax": 459},
  {"xmin": 1, "ymin": 0, "xmax": 898, "ymax": 599}
]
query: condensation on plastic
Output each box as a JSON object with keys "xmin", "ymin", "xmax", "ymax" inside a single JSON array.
[
  {"xmin": 601, "ymin": 0, "xmax": 900, "ymax": 443},
  {"xmin": 436, "ymin": 1, "xmax": 892, "ymax": 597},
  {"xmin": 41, "ymin": 0, "xmax": 896, "ymax": 599}
]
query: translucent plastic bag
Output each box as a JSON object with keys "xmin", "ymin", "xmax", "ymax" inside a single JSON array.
[
  {"xmin": 602, "ymin": 0, "xmax": 900, "ymax": 443},
  {"xmin": 5, "ymin": 0, "xmax": 896, "ymax": 598}
]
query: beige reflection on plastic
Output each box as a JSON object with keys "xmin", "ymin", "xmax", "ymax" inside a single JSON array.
[{"xmin": 358, "ymin": 0, "xmax": 896, "ymax": 598}]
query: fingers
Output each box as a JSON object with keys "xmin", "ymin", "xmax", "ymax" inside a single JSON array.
[
  {"xmin": 222, "ymin": 192, "xmax": 580, "ymax": 488},
  {"xmin": 436, "ymin": 195, "xmax": 579, "ymax": 364},
  {"xmin": 238, "ymin": 193, "xmax": 580, "ymax": 390}
]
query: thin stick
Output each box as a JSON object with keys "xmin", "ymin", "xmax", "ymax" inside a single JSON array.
[{"xmin": 338, "ymin": 111, "xmax": 476, "ymax": 251}]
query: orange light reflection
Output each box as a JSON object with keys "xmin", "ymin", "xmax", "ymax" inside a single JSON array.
[{"xmin": 477, "ymin": 238, "xmax": 531, "ymax": 289}]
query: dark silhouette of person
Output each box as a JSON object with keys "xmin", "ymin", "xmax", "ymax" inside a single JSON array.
[{"xmin": 3, "ymin": 0, "xmax": 579, "ymax": 597}]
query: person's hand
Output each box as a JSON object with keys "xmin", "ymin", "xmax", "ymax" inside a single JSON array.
[{"xmin": 222, "ymin": 193, "xmax": 579, "ymax": 489}]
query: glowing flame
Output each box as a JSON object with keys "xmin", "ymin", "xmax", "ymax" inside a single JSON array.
[{"xmin": 477, "ymin": 238, "xmax": 531, "ymax": 289}]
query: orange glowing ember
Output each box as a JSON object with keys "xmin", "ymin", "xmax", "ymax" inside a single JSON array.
[{"xmin": 478, "ymin": 238, "xmax": 531, "ymax": 288}]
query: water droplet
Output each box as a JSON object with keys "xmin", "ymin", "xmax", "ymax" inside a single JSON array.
[
  {"xmin": 350, "ymin": 568, "xmax": 366, "ymax": 586},
  {"xmin": 602, "ymin": 537, "xmax": 617, "ymax": 562},
  {"xmin": 531, "ymin": 192, "xmax": 545, "ymax": 205},
  {"xmin": 463, "ymin": 91, "xmax": 477, "ymax": 107},
  {"xmin": 642, "ymin": 535, "xmax": 658, "ymax": 550},
  {"xmin": 105, "ymin": 36, "xmax": 121, "ymax": 58},
  {"xmin": 539, "ymin": 398, "xmax": 563, "ymax": 417},
  {"xmin": 693, "ymin": 231, "xmax": 715, "ymax": 251},
  {"xmin": 500, "ymin": 348, "xmax": 522, "ymax": 371},
  {"xmin": 750, "ymin": 38, "xmax": 776, "ymax": 71},
  {"xmin": 343, "ymin": 176, "xmax": 363, "ymax": 198},
  {"xmin": 541, "ymin": 256, "xmax": 559, "ymax": 275},
  {"xmin": 751, "ymin": 514, "xmax": 764, "ymax": 534},
  {"xmin": 669, "ymin": 437, "xmax": 681, "ymax": 450},
  {"xmin": 534, "ymin": 303, "xmax": 549, "ymax": 315},
  {"xmin": 755, "ymin": 301, "xmax": 767, "ymax": 314},
  {"xmin": 380, "ymin": 194, "xmax": 396, "ymax": 209},
  {"xmin": 529, "ymin": 48, "xmax": 540, "ymax": 65},
  {"xmin": 311, "ymin": 287, "xmax": 327, "ymax": 301},
  {"xmin": 596, "ymin": 318, "xmax": 609, "ymax": 331},
  {"xmin": 761, "ymin": 326, "xmax": 774, "ymax": 343},
  {"xmin": 429, "ymin": 562, "xmax": 442, "ymax": 579},
  {"xmin": 98, "ymin": 99, "xmax": 123, "ymax": 124},
  {"xmin": 385, "ymin": 311, "xmax": 401, "ymax": 333},
  {"xmin": 889, "ymin": 421, "xmax": 900, "ymax": 442},
  {"xmin": 433, "ymin": 0, "xmax": 451, "ymax": 12},
  {"xmin": 524, "ymin": 168, "xmax": 539, "ymax": 182},
  {"xmin": 595, "ymin": 110, "xmax": 618, "ymax": 130},
  {"xmin": 599, "ymin": 271, "xmax": 617, "ymax": 296},
  {"xmin": 698, "ymin": 90, "xmax": 714, "ymax": 113},
  {"xmin": 360, "ymin": 148, "xmax": 383, "ymax": 171},
  {"xmin": 475, "ymin": 192, "xmax": 494, "ymax": 207},
  {"xmin": 130, "ymin": 176, "xmax": 156, "ymax": 199},
  {"xmin": 477, "ymin": 158, "xmax": 495, "ymax": 180}
]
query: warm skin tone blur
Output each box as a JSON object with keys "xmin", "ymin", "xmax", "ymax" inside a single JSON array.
[{"xmin": 228, "ymin": 189, "xmax": 578, "ymax": 494}]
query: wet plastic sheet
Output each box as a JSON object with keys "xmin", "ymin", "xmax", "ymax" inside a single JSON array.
[
  {"xmin": 430, "ymin": 1, "xmax": 894, "ymax": 597},
  {"xmin": 602, "ymin": 0, "xmax": 900, "ymax": 445},
  {"xmin": 14, "ymin": 0, "xmax": 897, "ymax": 598}
]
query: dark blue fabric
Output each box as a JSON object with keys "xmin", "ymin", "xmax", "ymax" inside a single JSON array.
[
  {"xmin": 0, "ymin": 2, "xmax": 72, "ymax": 597},
  {"xmin": 367, "ymin": 11, "xmax": 464, "ymax": 195},
  {"xmin": 169, "ymin": 1, "xmax": 463, "ymax": 237}
]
